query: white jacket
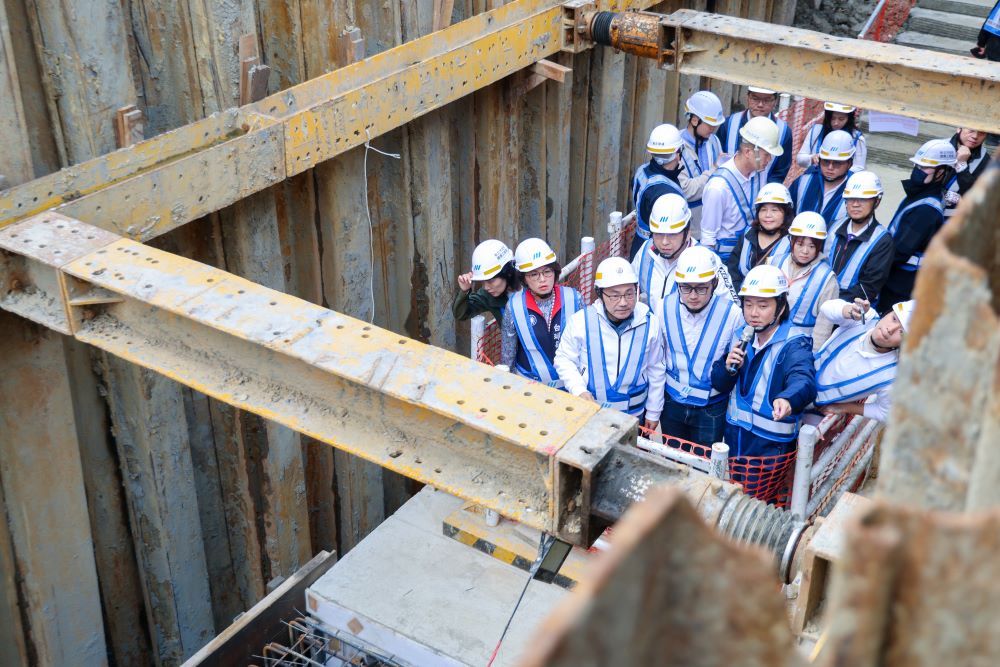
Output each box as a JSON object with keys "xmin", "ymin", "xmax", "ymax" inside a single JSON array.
[{"xmin": 554, "ymin": 301, "xmax": 667, "ymax": 422}]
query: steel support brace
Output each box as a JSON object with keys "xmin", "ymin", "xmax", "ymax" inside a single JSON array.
[{"xmin": 0, "ymin": 212, "xmax": 639, "ymax": 546}]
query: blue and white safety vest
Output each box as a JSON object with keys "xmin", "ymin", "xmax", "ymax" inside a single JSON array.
[
  {"xmin": 663, "ymin": 293, "xmax": 741, "ymax": 406},
  {"xmin": 632, "ymin": 163, "xmax": 685, "ymax": 239},
  {"xmin": 679, "ymin": 130, "xmax": 722, "ymax": 208},
  {"xmin": 805, "ymin": 126, "xmax": 863, "ymax": 155},
  {"xmin": 984, "ymin": 1, "xmax": 1000, "ymax": 37},
  {"xmin": 726, "ymin": 322, "xmax": 807, "ymax": 442},
  {"xmin": 720, "ymin": 111, "xmax": 790, "ymax": 183},
  {"xmin": 825, "ymin": 220, "xmax": 890, "ymax": 291},
  {"xmin": 510, "ymin": 286, "xmax": 582, "ymax": 387},
  {"xmin": 582, "ymin": 307, "xmax": 651, "ymax": 415},
  {"xmin": 791, "ymin": 169, "xmax": 848, "ymax": 226},
  {"xmin": 887, "ymin": 196, "xmax": 944, "ymax": 273},
  {"xmin": 707, "ymin": 167, "xmax": 756, "ymax": 260},
  {"xmin": 737, "ymin": 234, "xmax": 790, "ymax": 277},
  {"xmin": 814, "ymin": 318, "xmax": 897, "ymax": 405},
  {"xmin": 786, "ymin": 261, "xmax": 836, "ymax": 334}
]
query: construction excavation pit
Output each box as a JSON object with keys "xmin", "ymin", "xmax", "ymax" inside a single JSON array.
[{"xmin": 0, "ymin": 0, "xmax": 998, "ymax": 665}]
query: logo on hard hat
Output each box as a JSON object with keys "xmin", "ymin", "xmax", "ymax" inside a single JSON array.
[
  {"xmin": 532, "ymin": 251, "xmax": 541, "ymax": 259},
  {"xmin": 473, "ymin": 263, "xmax": 481, "ymax": 271}
]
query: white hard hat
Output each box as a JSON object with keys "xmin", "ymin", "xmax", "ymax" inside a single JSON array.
[
  {"xmin": 594, "ymin": 257, "xmax": 638, "ymax": 289},
  {"xmin": 470, "ymin": 239, "xmax": 513, "ymax": 281},
  {"xmin": 910, "ymin": 139, "xmax": 957, "ymax": 167},
  {"xmin": 673, "ymin": 246, "xmax": 720, "ymax": 284},
  {"xmin": 788, "ymin": 212, "xmax": 828, "ymax": 240},
  {"xmin": 514, "ymin": 238, "xmax": 557, "ymax": 273},
  {"xmin": 685, "ymin": 91, "xmax": 725, "ymax": 126},
  {"xmin": 739, "ymin": 264, "xmax": 789, "ymax": 298},
  {"xmin": 754, "ymin": 182, "xmax": 792, "ymax": 208},
  {"xmin": 843, "ymin": 170, "xmax": 884, "ymax": 199},
  {"xmin": 818, "ymin": 130, "xmax": 856, "ymax": 161},
  {"xmin": 739, "ymin": 116, "xmax": 784, "ymax": 156},
  {"xmin": 649, "ymin": 193, "xmax": 692, "ymax": 234},
  {"xmin": 824, "ymin": 102, "xmax": 856, "ymax": 113},
  {"xmin": 892, "ymin": 300, "xmax": 915, "ymax": 331},
  {"xmin": 647, "ymin": 124, "xmax": 684, "ymax": 155},
  {"xmin": 747, "ymin": 86, "xmax": 777, "ymax": 95}
]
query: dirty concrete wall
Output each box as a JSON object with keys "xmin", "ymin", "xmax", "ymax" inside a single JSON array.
[{"xmin": 0, "ymin": 0, "xmax": 793, "ymax": 663}]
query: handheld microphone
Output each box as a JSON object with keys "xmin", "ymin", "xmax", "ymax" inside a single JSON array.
[{"xmin": 728, "ymin": 326, "xmax": 755, "ymax": 374}]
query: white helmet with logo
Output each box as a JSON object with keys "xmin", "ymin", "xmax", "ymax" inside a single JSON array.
[
  {"xmin": 685, "ymin": 91, "xmax": 725, "ymax": 126},
  {"xmin": 514, "ymin": 238, "xmax": 557, "ymax": 273},
  {"xmin": 649, "ymin": 193, "xmax": 692, "ymax": 234},
  {"xmin": 647, "ymin": 124, "xmax": 684, "ymax": 156},
  {"xmin": 754, "ymin": 182, "xmax": 792, "ymax": 208},
  {"xmin": 789, "ymin": 212, "xmax": 828, "ymax": 240},
  {"xmin": 824, "ymin": 102, "xmax": 856, "ymax": 113},
  {"xmin": 739, "ymin": 116, "xmax": 784, "ymax": 156},
  {"xmin": 892, "ymin": 300, "xmax": 915, "ymax": 331},
  {"xmin": 818, "ymin": 130, "xmax": 856, "ymax": 161},
  {"xmin": 747, "ymin": 86, "xmax": 777, "ymax": 95},
  {"xmin": 739, "ymin": 264, "xmax": 789, "ymax": 298},
  {"xmin": 594, "ymin": 257, "xmax": 638, "ymax": 289},
  {"xmin": 470, "ymin": 239, "xmax": 513, "ymax": 280},
  {"xmin": 910, "ymin": 139, "xmax": 958, "ymax": 167},
  {"xmin": 674, "ymin": 246, "xmax": 721, "ymax": 284},
  {"xmin": 843, "ymin": 170, "xmax": 884, "ymax": 199}
]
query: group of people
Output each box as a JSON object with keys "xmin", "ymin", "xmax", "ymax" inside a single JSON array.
[{"xmin": 452, "ymin": 85, "xmax": 992, "ymax": 464}]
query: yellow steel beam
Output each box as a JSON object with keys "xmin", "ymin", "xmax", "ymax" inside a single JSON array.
[{"xmin": 0, "ymin": 211, "xmax": 637, "ymax": 545}]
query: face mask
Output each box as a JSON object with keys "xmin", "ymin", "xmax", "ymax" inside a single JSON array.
[
  {"xmin": 654, "ymin": 156, "xmax": 676, "ymax": 168},
  {"xmin": 909, "ymin": 166, "xmax": 931, "ymax": 185}
]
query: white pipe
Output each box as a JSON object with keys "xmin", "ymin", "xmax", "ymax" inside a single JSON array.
[
  {"xmin": 858, "ymin": 0, "xmax": 887, "ymax": 39},
  {"xmin": 790, "ymin": 425, "xmax": 819, "ymax": 520},
  {"xmin": 637, "ymin": 436, "xmax": 711, "ymax": 474},
  {"xmin": 810, "ymin": 415, "xmax": 865, "ymax": 484},
  {"xmin": 470, "ymin": 314, "xmax": 486, "ymax": 361},
  {"xmin": 806, "ymin": 420, "xmax": 880, "ymax": 517},
  {"xmin": 709, "ymin": 442, "xmax": 730, "ymax": 480},
  {"xmin": 559, "ymin": 236, "xmax": 596, "ymax": 282}
]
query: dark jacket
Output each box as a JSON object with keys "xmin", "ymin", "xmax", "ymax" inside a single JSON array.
[
  {"xmin": 949, "ymin": 132, "xmax": 992, "ymax": 196},
  {"xmin": 726, "ymin": 229, "xmax": 788, "ymax": 292},
  {"xmin": 828, "ymin": 216, "xmax": 894, "ymax": 303},
  {"xmin": 978, "ymin": 4, "xmax": 1000, "ymax": 61},
  {"xmin": 879, "ymin": 180, "xmax": 945, "ymax": 305},
  {"xmin": 452, "ymin": 288, "xmax": 508, "ymax": 323}
]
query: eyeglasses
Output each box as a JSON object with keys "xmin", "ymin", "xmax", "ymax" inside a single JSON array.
[
  {"xmin": 525, "ymin": 267, "xmax": 555, "ymax": 280},
  {"xmin": 677, "ymin": 284, "xmax": 711, "ymax": 295},
  {"xmin": 602, "ymin": 290, "xmax": 637, "ymax": 303}
]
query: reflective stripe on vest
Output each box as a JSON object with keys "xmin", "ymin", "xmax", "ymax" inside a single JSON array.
[
  {"xmin": 664, "ymin": 293, "xmax": 737, "ymax": 406},
  {"xmin": 633, "ymin": 165, "xmax": 684, "ymax": 237},
  {"xmin": 583, "ymin": 306, "xmax": 650, "ymax": 415},
  {"xmin": 739, "ymin": 234, "xmax": 790, "ymax": 276},
  {"xmin": 826, "ymin": 220, "xmax": 890, "ymax": 291},
  {"xmin": 788, "ymin": 261, "xmax": 835, "ymax": 328},
  {"xmin": 511, "ymin": 286, "xmax": 581, "ymax": 387},
  {"xmin": 814, "ymin": 319, "xmax": 897, "ymax": 404},
  {"xmin": 725, "ymin": 323, "xmax": 805, "ymax": 441},
  {"xmin": 808, "ymin": 127, "xmax": 863, "ymax": 154},
  {"xmin": 637, "ymin": 239, "xmax": 685, "ymax": 303},
  {"xmin": 708, "ymin": 167, "xmax": 755, "ymax": 260},
  {"xmin": 888, "ymin": 196, "xmax": 944, "ymax": 273},
  {"xmin": 794, "ymin": 170, "xmax": 848, "ymax": 225},
  {"xmin": 680, "ymin": 131, "xmax": 722, "ymax": 209},
  {"xmin": 985, "ymin": 1, "xmax": 1000, "ymax": 36}
]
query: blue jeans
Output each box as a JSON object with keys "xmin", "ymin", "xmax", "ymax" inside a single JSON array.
[{"xmin": 661, "ymin": 396, "xmax": 728, "ymax": 449}]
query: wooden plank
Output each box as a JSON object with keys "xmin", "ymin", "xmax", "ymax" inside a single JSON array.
[
  {"xmin": 181, "ymin": 550, "xmax": 337, "ymax": 667},
  {"xmin": 532, "ymin": 58, "xmax": 571, "ymax": 83},
  {"xmin": 581, "ymin": 46, "xmax": 626, "ymax": 243},
  {"xmin": 543, "ymin": 50, "xmax": 573, "ymax": 258},
  {"xmin": 0, "ymin": 313, "xmax": 108, "ymax": 666},
  {"xmin": 0, "ymin": 1, "xmax": 33, "ymax": 185},
  {"xmin": 100, "ymin": 355, "xmax": 214, "ymax": 663},
  {"xmin": 0, "ymin": 478, "xmax": 28, "ymax": 667}
]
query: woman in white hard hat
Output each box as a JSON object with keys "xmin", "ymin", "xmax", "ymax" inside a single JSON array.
[
  {"xmin": 880, "ymin": 139, "xmax": 957, "ymax": 308},
  {"xmin": 679, "ymin": 90, "xmax": 725, "ymax": 234},
  {"xmin": 772, "ymin": 212, "xmax": 839, "ymax": 351},
  {"xmin": 500, "ymin": 238, "xmax": 583, "ymax": 387},
  {"xmin": 813, "ymin": 298, "xmax": 913, "ymax": 423},
  {"xmin": 726, "ymin": 182, "xmax": 793, "ymax": 292},
  {"xmin": 453, "ymin": 239, "xmax": 519, "ymax": 323},
  {"xmin": 716, "ymin": 87, "xmax": 793, "ymax": 184},
  {"xmin": 795, "ymin": 102, "xmax": 867, "ymax": 171},
  {"xmin": 659, "ymin": 246, "xmax": 744, "ymax": 447},
  {"xmin": 630, "ymin": 123, "xmax": 687, "ymax": 259},
  {"xmin": 788, "ymin": 130, "xmax": 854, "ymax": 227},
  {"xmin": 554, "ymin": 257, "xmax": 666, "ymax": 424},
  {"xmin": 827, "ymin": 170, "xmax": 894, "ymax": 305},
  {"xmin": 711, "ymin": 264, "xmax": 816, "ymax": 462}
]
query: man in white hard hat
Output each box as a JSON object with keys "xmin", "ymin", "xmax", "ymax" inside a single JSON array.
[
  {"xmin": 453, "ymin": 239, "xmax": 519, "ymax": 323},
  {"xmin": 700, "ymin": 115, "xmax": 784, "ymax": 263},
  {"xmin": 945, "ymin": 127, "xmax": 992, "ymax": 221},
  {"xmin": 501, "ymin": 238, "xmax": 583, "ymax": 387},
  {"xmin": 659, "ymin": 246, "xmax": 744, "ymax": 447},
  {"xmin": 679, "ymin": 90, "xmax": 725, "ymax": 234},
  {"xmin": 879, "ymin": 139, "xmax": 956, "ymax": 307},
  {"xmin": 630, "ymin": 123, "xmax": 687, "ymax": 259},
  {"xmin": 796, "ymin": 102, "xmax": 867, "ymax": 171},
  {"xmin": 554, "ymin": 257, "xmax": 666, "ymax": 427},
  {"xmin": 631, "ymin": 193, "xmax": 736, "ymax": 314},
  {"xmin": 774, "ymin": 212, "xmax": 839, "ymax": 350},
  {"xmin": 826, "ymin": 170, "xmax": 894, "ymax": 304},
  {"xmin": 788, "ymin": 130, "xmax": 854, "ymax": 227},
  {"xmin": 813, "ymin": 298, "xmax": 913, "ymax": 423},
  {"xmin": 711, "ymin": 264, "xmax": 816, "ymax": 461},
  {"xmin": 716, "ymin": 87, "xmax": 793, "ymax": 184}
]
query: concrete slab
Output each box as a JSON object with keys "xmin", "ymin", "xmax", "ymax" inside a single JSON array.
[
  {"xmin": 306, "ymin": 487, "xmax": 570, "ymax": 666},
  {"xmin": 918, "ymin": 0, "xmax": 992, "ymax": 18},
  {"xmin": 896, "ymin": 30, "xmax": 971, "ymax": 55},
  {"xmin": 909, "ymin": 7, "xmax": 983, "ymax": 42}
]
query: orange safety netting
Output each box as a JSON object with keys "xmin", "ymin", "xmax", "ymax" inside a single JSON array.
[{"xmin": 637, "ymin": 425, "xmax": 797, "ymax": 507}]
